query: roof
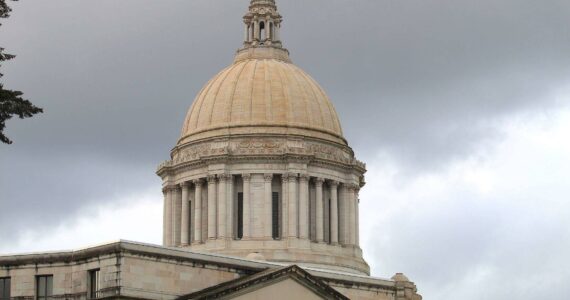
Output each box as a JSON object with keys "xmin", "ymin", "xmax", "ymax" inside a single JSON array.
[
  {"xmin": 177, "ymin": 265, "xmax": 349, "ymax": 300},
  {"xmin": 178, "ymin": 50, "xmax": 345, "ymax": 146},
  {"xmin": 0, "ymin": 240, "xmax": 395, "ymax": 290}
]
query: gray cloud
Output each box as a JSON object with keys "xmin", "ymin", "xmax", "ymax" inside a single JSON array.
[{"xmin": 1, "ymin": 0, "xmax": 569, "ymax": 299}]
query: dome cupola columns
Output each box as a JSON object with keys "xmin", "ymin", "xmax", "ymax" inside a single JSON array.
[
  {"xmin": 243, "ymin": 0, "xmax": 283, "ymax": 48},
  {"xmin": 237, "ymin": 0, "xmax": 290, "ymax": 63}
]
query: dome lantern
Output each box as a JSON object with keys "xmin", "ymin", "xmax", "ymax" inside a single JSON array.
[{"xmin": 243, "ymin": 0, "xmax": 283, "ymax": 48}]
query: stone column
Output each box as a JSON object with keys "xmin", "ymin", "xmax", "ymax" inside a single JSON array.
[
  {"xmin": 287, "ymin": 173, "xmax": 298, "ymax": 239},
  {"xmin": 315, "ymin": 178, "xmax": 325, "ymax": 243},
  {"xmin": 281, "ymin": 175, "xmax": 289, "ymax": 239},
  {"xmin": 180, "ymin": 182, "xmax": 190, "ymax": 246},
  {"xmin": 243, "ymin": 174, "xmax": 252, "ymax": 239},
  {"xmin": 217, "ymin": 174, "xmax": 228, "ymax": 239},
  {"xmin": 172, "ymin": 186, "xmax": 182, "ymax": 246},
  {"xmin": 226, "ymin": 174, "xmax": 234, "ymax": 239},
  {"xmin": 207, "ymin": 175, "xmax": 217, "ymax": 240},
  {"xmin": 355, "ymin": 186, "xmax": 360, "ymax": 246},
  {"xmin": 340, "ymin": 184, "xmax": 349, "ymax": 245},
  {"xmin": 330, "ymin": 181, "xmax": 339, "ymax": 245},
  {"xmin": 347, "ymin": 184, "xmax": 356, "ymax": 245},
  {"xmin": 265, "ymin": 17, "xmax": 270, "ymax": 40},
  {"xmin": 253, "ymin": 19, "xmax": 258, "ymax": 40},
  {"xmin": 299, "ymin": 174, "xmax": 310, "ymax": 240},
  {"xmin": 193, "ymin": 179, "xmax": 203, "ymax": 243},
  {"xmin": 264, "ymin": 174, "xmax": 274, "ymax": 239},
  {"xmin": 162, "ymin": 187, "xmax": 168, "ymax": 246}
]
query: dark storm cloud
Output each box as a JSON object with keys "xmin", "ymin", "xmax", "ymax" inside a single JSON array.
[{"xmin": 0, "ymin": 1, "xmax": 569, "ymax": 298}]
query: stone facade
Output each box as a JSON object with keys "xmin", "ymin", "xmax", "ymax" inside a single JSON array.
[
  {"xmin": 0, "ymin": 1, "xmax": 423, "ymax": 299},
  {"xmin": 0, "ymin": 241, "xmax": 421, "ymax": 300}
]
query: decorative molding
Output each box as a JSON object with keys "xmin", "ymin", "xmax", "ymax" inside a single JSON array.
[
  {"xmin": 165, "ymin": 137, "xmax": 366, "ymax": 172},
  {"xmin": 264, "ymin": 173, "xmax": 273, "ymax": 182},
  {"xmin": 218, "ymin": 173, "xmax": 232, "ymax": 181},
  {"xmin": 242, "ymin": 173, "xmax": 252, "ymax": 181},
  {"xmin": 180, "ymin": 182, "xmax": 191, "ymax": 188}
]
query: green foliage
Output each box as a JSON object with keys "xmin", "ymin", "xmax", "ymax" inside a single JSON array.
[{"xmin": 0, "ymin": 0, "xmax": 43, "ymax": 144}]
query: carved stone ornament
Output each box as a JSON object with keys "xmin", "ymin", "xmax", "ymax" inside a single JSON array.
[
  {"xmin": 242, "ymin": 173, "xmax": 252, "ymax": 181},
  {"xmin": 180, "ymin": 182, "xmax": 191, "ymax": 188},
  {"xmin": 264, "ymin": 174, "xmax": 273, "ymax": 182},
  {"xmin": 207, "ymin": 175, "xmax": 217, "ymax": 183}
]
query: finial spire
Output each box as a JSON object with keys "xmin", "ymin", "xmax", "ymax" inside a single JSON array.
[{"xmin": 242, "ymin": 0, "xmax": 283, "ymax": 48}]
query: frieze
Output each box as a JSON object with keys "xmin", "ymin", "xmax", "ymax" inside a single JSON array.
[{"xmin": 165, "ymin": 138, "xmax": 365, "ymax": 171}]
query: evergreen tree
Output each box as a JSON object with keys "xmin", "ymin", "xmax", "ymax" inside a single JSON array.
[{"xmin": 0, "ymin": 0, "xmax": 43, "ymax": 144}]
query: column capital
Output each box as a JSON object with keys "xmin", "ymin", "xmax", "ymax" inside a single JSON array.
[
  {"xmin": 165, "ymin": 185, "xmax": 179, "ymax": 192},
  {"xmin": 192, "ymin": 178, "xmax": 204, "ymax": 186},
  {"xmin": 315, "ymin": 177, "xmax": 325, "ymax": 186},
  {"xmin": 180, "ymin": 182, "xmax": 191, "ymax": 188},
  {"xmin": 329, "ymin": 180, "xmax": 339, "ymax": 187},
  {"xmin": 285, "ymin": 173, "xmax": 298, "ymax": 182},
  {"xmin": 264, "ymin": 173, "xmax": 273, "ymax": 182},
  {"xmin": 243, "ymin": 173, "xmax": 252, "ymax": 181},
  {"xmin": 299, "ymin": 174, "xmax": 310, "ymax": 182},
  {"xmin": 207, "ymin": 175, "xmax": 217, "ymax": 184},
  {"xmin": 348, "ymin": 183, "xmax": 359, "ymax": 191},
  {"xmin": 218, "ymin": 173, "xmax": 232, "ymax": 182}
]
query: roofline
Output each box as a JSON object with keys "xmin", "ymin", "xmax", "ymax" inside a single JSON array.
[{"xmin": 0, "ymin": 240, "xmax": 395, "ymax": 289}]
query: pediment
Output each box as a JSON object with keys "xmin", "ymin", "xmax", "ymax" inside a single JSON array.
[{"xmin": 178, "ymin": 265, "xmax": 348, "ymax": 300}]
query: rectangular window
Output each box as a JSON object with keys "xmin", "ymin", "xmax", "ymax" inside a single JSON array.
[
  {"xmin": 272, "ymin": 192, "xmax": 280, "ymax": 239},
  {"xmin": 237, "ymin": 192, "xmax": 244, "ymax": 239},
  {"xmin": 328, "ymin": 198, "xmax": 332, "ymax": 243},
  {"xmin": 36, "ymin": 275, "xmax": 53, "ymax": 300},
  {"xmin": 88, "ymin": 269, "xmax": 100, "ymax": 299},
  {"xmin": 0, "ymin": 277, "xmax": 10, "ymax": 300}
]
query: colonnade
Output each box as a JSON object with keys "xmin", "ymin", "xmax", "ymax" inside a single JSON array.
[
  {"xmin": 163, "ymin": 173, "xmax": 360, "ymax": 248},
  {"xmin": 244, "ymin": 18, "xmax": 281, "ymax": 44}
]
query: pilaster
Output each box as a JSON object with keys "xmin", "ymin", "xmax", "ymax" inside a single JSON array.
[
  {"xmin": 180, "ymin": 182, "xmax": 191, "ymax": 246},
  {"xmin": 207, "ymin": 175, "xmax": 217, "ymax": 240},
  {"xmin": 329, "ymin": 180, "xmax": 339, "ymax": 245}
]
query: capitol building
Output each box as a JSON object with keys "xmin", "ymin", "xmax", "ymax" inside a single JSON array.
[{"xmin": 0, "ymin": 1, "xmax": 421, "ymax": 299}]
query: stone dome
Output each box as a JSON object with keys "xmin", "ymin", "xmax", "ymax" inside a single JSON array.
[{"xmin": 178, "ymin": 49, "xmax": 345, "ymax": 146}]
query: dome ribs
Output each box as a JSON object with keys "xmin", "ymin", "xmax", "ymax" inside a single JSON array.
[
  {"xmin": 251, "ymin": 60, "xmax": 267, "ymax": 123},
  {"xmin": 188, "ymin": 67, "xmax": 228, "ymax": 133},
  {"xmin": 312, "ymin": 78, "xmax": 343, "ymax": 135},
  {"xmin": 207, "ymin": 63, "xmax": 236, "ymax": 127},
  {"xmin": 231, "ymin": 60, "xmax": 257, "ymax": 125},
  {"xmin": 179, "ymin": 59, "xmax": 345, "ymax": 145},
  {"xmin": 228, "ymin": 61, "xmax": 250, "ymax": 125},
  {"xmin": 284, "ymin": 62, "xmax": 314, "ymax": 128},
  {"xmin": 270, "ymin": 60, "xmax": 287, "ymax": 126},
  {"xmin": 264, "ymin": 60, "xmax": 273, "ymax": 123},
  {"xmin": 213, "ymin": 61, "xmax": 248, "ymax": 126}
]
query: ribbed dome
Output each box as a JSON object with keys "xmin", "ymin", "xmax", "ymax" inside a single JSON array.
[{"xmin": 179, "ymin": 55, "xmax": 345, "ymax": 145}]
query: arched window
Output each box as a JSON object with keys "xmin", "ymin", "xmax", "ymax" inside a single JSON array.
[
  {"xmin": 259, "ymin": 21, "xmax": 266, "ymax": 41},
  {"xmin": 270, "ymin": 22, "xmax": 274, "ymax": 40}
]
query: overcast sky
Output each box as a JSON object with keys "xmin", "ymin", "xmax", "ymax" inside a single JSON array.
[{"xmin": 1, "ymin": 1, "xmax": 569, "ymax": 299}]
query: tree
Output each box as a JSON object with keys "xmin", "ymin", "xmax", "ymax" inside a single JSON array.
[{"xmin": 0, "ymin": 0, "xmax": 42, "ymax": 144}]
